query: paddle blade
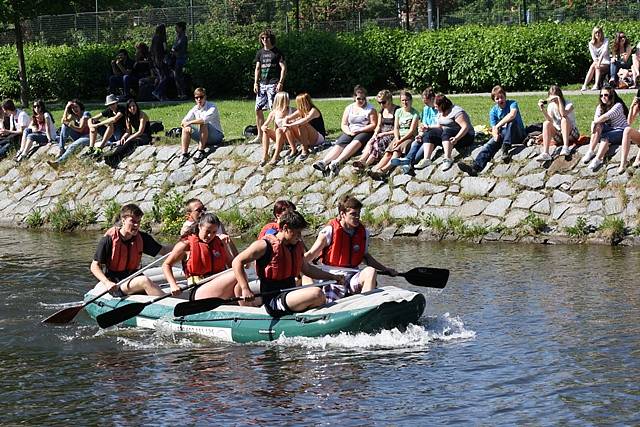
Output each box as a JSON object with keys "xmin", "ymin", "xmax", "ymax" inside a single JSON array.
[
  {"xmin": 41, "ymin": 305, "xmax": 84, "ymax": 324},
  {"xmin": 173, "ymin": 297, "xmax": 227, "ymax": 317},
  {"xmin": 96, "ymin": 302, "xmax": 146, "ymax": 328},
  {"xmin": 401, "ymin": 267, "xmax": 449, "ymax": 289}
]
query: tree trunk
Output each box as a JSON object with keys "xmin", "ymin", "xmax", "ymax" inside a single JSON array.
[{"xmin": 14, "ymin": 16, "xmax": 28, "ymax": 107}]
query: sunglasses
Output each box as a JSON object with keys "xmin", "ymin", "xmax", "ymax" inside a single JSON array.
[
  {"xmin": 194, "ymin": 95, "xmax": 204, "ymax": 100},
  {"xmin": 600, "ymin": 93, "xmax": 611, "ymax": 98},
  {"xmin": 193, "ymin": 206, "xmax": 207, "ymax": 213},
  {"xmin": 260, "ymin": 36, "xmax": 269, "ymax": 40},
  {"xmin": 356, "ymin": 97, "xmax": 366, "ymax": 101},
  {"xmin": 377, "ymin": 99, "xmax": 387, "ymax": 105}
]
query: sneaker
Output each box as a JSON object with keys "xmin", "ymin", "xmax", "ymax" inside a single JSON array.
[
  {"xmin": 441, "ymin": 158, "xmax": 454, "ymax": 171},
  {"xmin": 457, "ymin": 161, "xmax": 478, "ymax": 176},
  {"xmin": 501, "ymin": 144, "xmax": 511, "ymax": 162},
  {"xmin": 193, "ymin": 149, "xmax": 205, "ymax": 162},
  {"xmin": 390, "ymin": 157, "xmax": 411, "ymax": 167},
  {"xmin": 91, "ymin": 148, "xmax": 103, "ymax": 159},
  {"xmin": 248, "ymin": 135, "xmax": 261, "ymax": 144},
  {"xmin": 580, "ymin": 85, "xmax": 588, "ymax": 92},
  {"xmin": 352, "ymin": 160, "xmax": 365, "ymax": 169},
  {"xmin": 633, "ymin": 159, "xmax": 640, "ymax": 168},
  {"xmin": 284, "ymin": 151, "xmax": 299, "ymax": 164},
  {"xmin": 415, "ymin": 158, "xmax": 431, "ymax": 169},
  {"xmin": 298, "ymin": 153, "xmax": 309, "ymax": 162},
  {"xmin": 617, "ymin": 164, "xmax": 627, "ymax": 175},
  {"xmin": 559, "ymin": 146, "xmax": 572, "ymax": 157},
  {"xmin": 588, "ymin": 158, "xmax": 602, "ymax": 171},
  {"xmin": 536, "ymin": 152, "xmax": 553, "ymax": 162},
  {"xmin": 400, "ymin": 165, "xmax": 413, "ymax": 175},
  {"xmin": 14, "ymin": 153, "xmax": 22, "ymax": 163},
  {"xmin": 582, "ymin": 150, "xmax": 596, "ymax": 164},
  {"xmin": 179, "ymin": 153, "xmax": 190, "ymax": 166},
  {"xmin": 329, "ymin": 161, "xmax": 340, "ymax": 177},
  {"xmin": 312, "ymin": 160, "xmax": 326, "ymax": 172},
  {"xmin": 367, "ymin": 169, "xmax": 386, "ymax": 181}
]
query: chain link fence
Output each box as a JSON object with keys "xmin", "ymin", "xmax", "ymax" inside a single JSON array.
[{"xmin": 1, "ymin": 1, "xmax": 640, "ymax": 46}]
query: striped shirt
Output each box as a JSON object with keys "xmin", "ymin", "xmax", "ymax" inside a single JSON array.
[{"xmin": 594, "ymin": 103, "xmax": 628, "ymax": 129}]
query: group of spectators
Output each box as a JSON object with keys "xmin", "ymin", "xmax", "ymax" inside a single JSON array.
[{"xmin": 582, "ymin": 26, "xmax": 640, "ymax": 91}]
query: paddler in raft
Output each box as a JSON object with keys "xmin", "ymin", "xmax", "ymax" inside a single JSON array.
[
  {"xmin": 257, "ymin": 199, "xmax": 296, "ymax": 239},
  {"xmin": 233, "ymin": 210, "xmax": 345, "ymax": 317},
  {"xmin": 91, "ymin": 203, "xmax": 173, "ymax": 297},
  {"xmin": 180, "ymin": 197, "xmax": 238, "ymax": 256},
  {"xmin": 304, "ymin": 195, "xmax": 397, "ymax": 302},
  {"xmin": 163, "ymin": 213, "xmax": 240, "ymax": 300}
]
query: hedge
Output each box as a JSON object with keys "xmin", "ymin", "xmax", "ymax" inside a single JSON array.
[{"xmin": 2, "ymin": 22, "xmax": 640, "ymax": 101}]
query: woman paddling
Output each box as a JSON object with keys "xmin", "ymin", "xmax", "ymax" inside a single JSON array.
[{"xmin": 163, "ymin": 213, "xmax": 240, "ymax": 301}]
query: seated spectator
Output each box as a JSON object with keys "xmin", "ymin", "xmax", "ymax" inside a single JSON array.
[
  {"xmin": 284, "ymin": 93, "xmax": 326, "ymax": 162},
  {"xmin": 15, "ymin": 99, "xmax": 56, "ymax": 163},
  {"xmin": 312, "ymin": 85, "xmax": 378, "ymax": 177},
  {"xmin": 108, "ymin": 49, "xmax": 135, "ymax": 100},
  {"xmin": 366, "ymin": 90, "xmax": 420, "ymax": 180},
  {"xmin": 421, "ymin": 94, "xmax": 474, "ymax": 172},
  {"xmin": 0, "ymin": 99, "xmax": 30, "ymax": 160},
  {"xmin": 458, "ymin": 86, "xmax": 522, "ymax": 176},
  {"xmin": 609, "ymin": 31, "xmax": 633, "ymax": 88},
  {"xmin": 352, "ymin": 90, "xmax": 398, "ymax": 171},
  {"xmin": 179, "ymin": 87, "xmax": 224, "ymax": 165},
  {"xmin": 632, "ymin": 43, "xmax": 640, "ymax": 88},
  {"xmin": 582, "ymin": 26, "xmax": 610, "ymax": 92},
  {"xmin": 85, "ymin": 94, "xmax": 126, "ymax": 159},
  {"xmin": 150, "ymin": 24, "xmax": 170, "ymax": 101},
  {"xmin": 582, "ymin": 85, "xmax": 629, "ymax": 171},
  {"xmin": 131, "ymin": 43, "xmax": 154, "ymax": 99},
  {"xmin": 617, "ymin": 96, "xmax": 640, "ymax": 173},
  {"xmin": 57, "ymin": 99, "xmax": 90, "ymax": 155},
  {"xmin": 103, "ymin": 99, "xmax": 151, "ymax": 167},
  {"xmin": 259, "ymin": 91, "xmax": 296, "ymax": 166},
  {"xmin": 389, "ymin": 86, "xmax": 438, "ymax": 174},
  {"xmin": 535, "ymin": 85, "xmax": 580, "ymax": 161}
]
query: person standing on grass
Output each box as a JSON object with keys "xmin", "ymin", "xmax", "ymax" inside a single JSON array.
[
  {"xmin": 171, "ymin": 21, "xmax": 189, "ymax": 100},
  {"xmin": 250, "ymin": 29, "xmax": 286, "ymax": 145}
]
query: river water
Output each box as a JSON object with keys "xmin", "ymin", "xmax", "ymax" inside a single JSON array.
[{"xmin": 1, "ymin": 228, "xmax": 638, "ymax": 425}]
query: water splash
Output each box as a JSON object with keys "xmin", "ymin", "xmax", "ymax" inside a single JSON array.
[{"xmin": 39, "ymin": 301, "xmax": 84, "ymax": 309}]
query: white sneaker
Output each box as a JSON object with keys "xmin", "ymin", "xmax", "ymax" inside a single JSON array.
[
  {"xmin": 415, "ymin": 158, "xmax": 431, "ymax": 169},
  {"xmin": 329, "ymin": 161, "xmax": 340, "ymax": 177},
  {"xmin": 536, "ymin": 152, "xmax": 552, "ymax": 162},
  {"xmin": 582, "ymin": 150, "xmax": 595, "ymax": 164},
  {"xmin": 559, "ymin": 146, "xmax": 571, "ymax": 156},
  {"xmin": 440, "ymin": 158, "xmax": 454, "ymax": 171},
  {"xmin": 588, "ymin": 158, "xmax": 602, "ymax": 171}
]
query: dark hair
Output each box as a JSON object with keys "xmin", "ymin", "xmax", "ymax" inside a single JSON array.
[
  {"xmin": 154, "ymin": 23, "xmax": 166, "ymax": 39},
  {"xmin": 198, "ymin": 213, "xmax": 221, "ymax": 228},
  {"xmin": 337, "ymin": 195, "xmax": 363, "ymax": 214},
  {"xmin": 490, "ymin": 85, "xmax": 506, "ymax": 101},
  {"xmin": 117, "ymin": 48, "xmax": 129, "ymax": 57},
  {"xmin": 278, "ymin": 210, "xmax": 308, "ymax": 230},
  {"xmin": 135, "ymin": 42, "xmax": 150, "ymax": 61},
  {"xmin": 125, "ymin": 99, "xmax": 141, "ymax": 129},
  {"xmin": 434, "ymin": 94, "xmax": 454, "ymax": 114},
  {"xmin": 612, "ymin": 31, "xmax": 629, "ymax": 56},
  {"xmin": 258, "ymin": 29, "xmax": 276, "ymax": 45},
  {"xmin": 422, "ymin": 87, "xmax": 435, "ymax": 99},
  {"xmin": 185, "ymin": 198, "xmax": 202, "ymax": 211},
  {"xmin": 71, "ymin": 99, "xmax": 85, "ymax": 113},
  {"xmin": 598, "ymin": 84, "xmax": 629, "ymax": 117},
  {"xmin": 175, "ymin": 22, "xmax": 187, "ymax": 32},
  {"xmin": 399, "ymin": 89, "xmax": 413, "ymax": 101},
  {"xmin": 120, "ymin": 203, "xmax": 144, "ymax": 219},
  {"xmin": 353, "ymin": 85, "xmax": 367, "ymax": 97},
  {"xmin": 2, "ymin": 99, "xmax": 16, "ymax": 112},
  {"xmin": 31, "ymin": 99, "xmax": 53, "ymax": 125},
  {"xmin": 273, "ymin": 200, "xmax": 296, "ymax": 217}
]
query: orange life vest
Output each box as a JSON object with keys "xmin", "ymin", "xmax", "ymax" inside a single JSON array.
[
  {"xmin": 257, "ymin": 221, "xmax": 279, "ymax": 240},
  {"xmin": 105, "ymin": 226, "xmax": 143, "ymax": 273},
  {"xmin": 184, "ymin": 234, "xmax": 228, "ymax": 277},
  {"xmin": 257, "ymin": 234, "xmax": 304, "ymax": 281},
  {"xmin": 321, "ymin": 218, "xmax": 366, "ymax": 268}
]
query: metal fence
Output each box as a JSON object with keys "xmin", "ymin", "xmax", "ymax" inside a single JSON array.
[{"xmin": 2, "ymin": 1, "xmax": 640, "ymax": 46}]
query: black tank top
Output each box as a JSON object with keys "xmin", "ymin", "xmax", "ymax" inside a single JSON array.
[{"xmin": 309, "ymin": 113, "xmax": 326, "ymax": 136}]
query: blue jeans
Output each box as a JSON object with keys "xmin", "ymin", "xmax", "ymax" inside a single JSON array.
[
  {"xmin": 474, "ymin": 122, "xmax": 525, "ymax": 170},
  {"xmin": 57, "ymin": 137, "xmax": 89, "ymax": 163},
  {"xmin": 58, "ymin": 124, "xmax": 86, "ymax": 150},
  {"xmin": 406, "ymin": 140, "xmax": 424, "ymax": 164}
]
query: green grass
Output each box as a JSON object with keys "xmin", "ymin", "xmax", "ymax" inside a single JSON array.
[{"xmin": 46, "ymin": 90, "xmax": 629, "ymax": 143}]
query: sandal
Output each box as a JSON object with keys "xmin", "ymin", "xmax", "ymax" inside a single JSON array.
[{"xmin": 352, "ymin": 160, "xmax": 365, "ymax": 169}]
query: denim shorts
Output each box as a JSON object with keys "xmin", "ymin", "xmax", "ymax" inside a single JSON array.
[
  {"xmin": 190, "ymin": 123, "xmax": 224, "ymax": 146},
  {"xmin": 600, "ymin": 124, "xmax": 625, "ymax": 145}
]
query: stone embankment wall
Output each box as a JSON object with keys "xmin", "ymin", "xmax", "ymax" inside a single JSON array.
[{"xmin": 0, "ymin": 141, "xmax": 639, "ymax": 245}]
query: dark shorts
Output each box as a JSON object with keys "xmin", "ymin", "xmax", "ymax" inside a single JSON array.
[
  {"xmin": 334, "ymin": 131, "xmax": 373, "ymax": 147},
  {"xmin": 263, "ymin": 292, "xmax": 294, "ymax": 317}
]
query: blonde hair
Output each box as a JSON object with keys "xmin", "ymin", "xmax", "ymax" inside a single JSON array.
[
  {"xmin": 272, "ymin": 91, "xmax": 290, "ymax": 113},
  {"xmin": 295, "ymin": 93, "xmax": 316, "ymax": 117},
  {"xmin": 376, "ymin": 90, "xmax": 392, "ymax": 103},
  {"xmin": 591, "ymin": 26, "xmax": 604, "ymax": 45}
]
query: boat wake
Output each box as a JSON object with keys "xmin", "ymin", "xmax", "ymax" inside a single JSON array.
[
  {"xmin": 267, "ymin": 312, "xmax": 475, "ymax": 349},
  {"xmin": 39, "ymin": 300, "xmax": 84, "ymax": 309}
]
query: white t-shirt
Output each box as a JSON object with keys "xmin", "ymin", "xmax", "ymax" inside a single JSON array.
[
  {"xmin": 182, "ymin": 101, "xmax": 223, "ymax": 133},
  {"xmin": 10, "ymin": 109, "xmax": 30, "ymax": 132},
  {"xmin": 346, "ymin": 102, "xmax": 375, "ymax": 133},
  {"xmin": 547, "ymin": 101, "xmax": 578, "ymax": 132}
]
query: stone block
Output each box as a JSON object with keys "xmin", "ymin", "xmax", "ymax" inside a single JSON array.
[
  {"xmin": 513, "ymin": 190, "xmax": 545, "ymax": 209},
  {"xmin": 457, "ymin": 200, "xmax": 489, "ymax": 217},
  {"xmin": 490, "ymin": 181, "xmax": 516, "ymax": 198},
  {"xmin": 483, "ymin": 198, "xmax": 512, "ymax": 217},
  {"xmin": 378, "ymin": 226, "xmax": 397, "ymax": 241},
  {"xmin": 444, "ymin": 194, "xmax": 463, "ymax": 207},
  {"xmin": 406, "ymin": 181, "xmax": 447, "ymax": 195},
  {"xmin": 391, "ymin": 188, "xmax": 408, "ymax": 203},
  {"xmin": 398, "ymin": 224, "xmax": 421, "ymax": 236},
  {"xmin": 233, "ymin": 166, "xmax": 255, "ymax": 182},
  {"xmin": 212, "ymin": 182, "xmax": 240, "ymax": 197},
  {"xmin": 168, "ymin": 164, "xmax": 197, "ymax": 185},
  {"xmin": 491, "ymin": 163, "xmax": 520, "ymax": 177},
  {"xmin": 551, "ymin": 203, "xmax": 571, "ymax": 220},
  {"xmin": 266, "ymin": 167, "xmax": 285, "ymax": 180},
  {"xmin": 460, "ymin": 177, "xmax": 496, "ymax": 196},
  {"xmin": 511, "ymin": 146, "xmax": 536, "ymax": 161},
  {"xmin": 412, "ymin": 196, "xmax": 431, "ymax": 208},
  {"xmin": 427, "ymin": 192, "xmax": 445, "ymax": 206},
  {"xmin": 422, "ymin": 206, "xmax": 456, "ymax": 219},
  {"xmin": 531, "ymin": 198, "xmax": 550, "ymax": 214},
  {"xmin": 604, "ymin": 197, "xmax": 624, "ymax": 215},
  {"xmin": 504, "ymin": 209, "xmax": 529, "ymax": 228},
  {"xmin": 100, "ymin": 184, "xmax": 123, "ymax": 200},
  {"xmin": 514, "ymin": 172, "xmax": 545, "ymax": 189},
  {"xmin": 363, "ymin": 186, "xmax": 390, "ymax": 206},
  {"xmin": 240, "ymin": 174, "xmax": 264, "ymax": 196},
  {"xmin": 552, "ymin": 190, "xmax": 571, "ymax": 203},
  {"xmin": 392, "ymin": 174, "xmax": 412, "ymax": 187},
  {"xmin": 389, "ymin": 204, "xmax": 418, "ymax": 219},
  {"xmin": 156, "ymin": 146, "xmax": 177, "ymax": 162},
  {"xmin": 210, "ymin": 145, "xmax": 235, "ymax": 160},
  {"xmin": 545, "ymin": 174, "xmax": 574, "ymax": 189},
  {"xmin": 571, "ymin": 178, "xmax": 599, "ymax": 191}
]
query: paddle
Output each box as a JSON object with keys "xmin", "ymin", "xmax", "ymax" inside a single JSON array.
[
  {"xmin": 377, "ymin": 267, "xmax": 449, "ymax": 289},
  {"xmin": 41, "ymin": 253, "xmax": 170, "ymax": 325},
  {"xmin": 173, "ymin": 282, "xmax": 334, "ymax": 317},
  {"xmin": 95, "ymin": 268, "xmax": 230, "ymax": 329}
]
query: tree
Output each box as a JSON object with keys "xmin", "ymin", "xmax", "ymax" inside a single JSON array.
[{"xmin": 0, "ymin": 1, "xmax": 72, "ymax": 106}]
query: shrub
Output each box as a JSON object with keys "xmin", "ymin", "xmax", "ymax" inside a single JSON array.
[
  {"xmin": 102, "ymin": 199, "xmax": 122, "ymax": 228},
  {"xmin": 152, "ymin": 191, "xmax": 185, "ymax": 236},
  {"xmin": 25, "ymin": 209, "xmax": 45, "ymax": 228},
  {"xmin": 519, "ymin": 212, "xmax": 547, "ymax": 235},
  {"xmin": 45, "ymin": 200, "xmax": 96, "ymax": 232},
  {"xmin": 565, "ymin": 216, "xmax": 590, "ymax": 238},
  {"xmin": 598, "ymin": 216, "xmax": 625, "ymax": 243}
]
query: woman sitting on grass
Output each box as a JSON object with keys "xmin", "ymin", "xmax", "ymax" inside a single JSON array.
[
  {"xmin": 582, "ymin": 85, "xmax": 629, "ymax": 172},
  {"xmin": 581, "ymin": 26, "xmax": 610, "ymax": 92},
  {"xmin": 366, "ymin": 90, "xmax": 420, "ymax": 180},
  {"xmin": 609, "ymin": 31, "xmax": 633, "ymax": 88},
  {"xmin": 535, "ymin": 85, "xmax": 580, "ymax": 161},
  {"xmin": 352, "ymin": 90, "xmax": 398, "ymax": 171},
  {"xmin": 260, "ymin": 91, "xmax": 296, "ymax": 166},
  {"xmin": 283, "ymin": 93, "xmax": 326, "ymax": 162},
  {"xmin": 15, "ymin": 99, "xmax": 56, "ymax": 163},
  {"xmin": 103, "ymin": 99, "xmax": 151, "ymax": 167}
]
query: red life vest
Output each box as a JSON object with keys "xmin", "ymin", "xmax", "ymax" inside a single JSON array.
[
  {"xmin": 105, "ymin": 226, "xmax": 143, "ymax": 273},
  {"xmin": 257, "ymin": 221, "xmax": 279, "ymax": 240},
  {"xmin": 321, "ymin": 218, "xmax": 366, "ymax": 268},
  {"xmin": 184, "ymin": 234, "xmax": 228, "ymax": 277},
  {"xmin": 257, "ymin": 234, "xmax": 304, "ymax": 281}
]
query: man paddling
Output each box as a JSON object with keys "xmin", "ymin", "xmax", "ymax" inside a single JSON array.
[
  {"xmin": 233, "ymin": 210, "xmax": 343, "ymax": 317},
  {"xmin": 304, "ymin": 195, "xmax": 397, "ymax": 301},
  {"xmin": 91, "ymin": 204, "xmax": 173, "ymax": 297}
]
